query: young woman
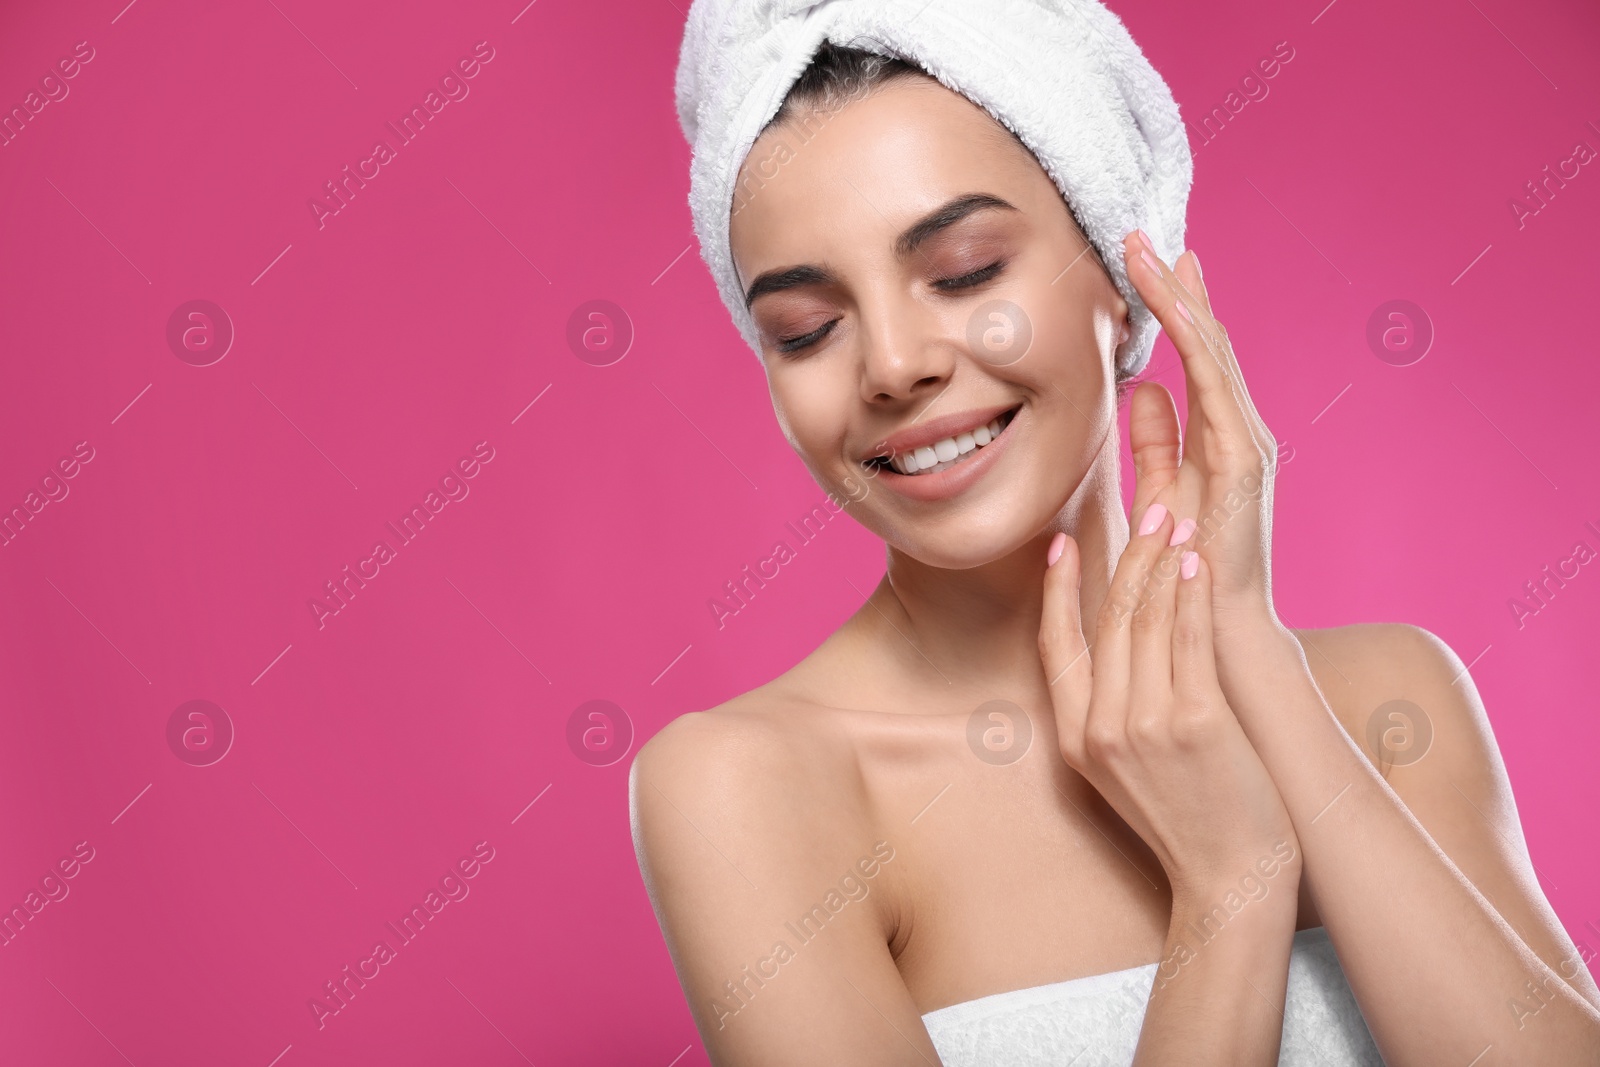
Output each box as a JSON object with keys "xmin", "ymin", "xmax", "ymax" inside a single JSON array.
[{"xmin": 631, "ymin": 34, "xmax": 1600, "ymax": 1067}]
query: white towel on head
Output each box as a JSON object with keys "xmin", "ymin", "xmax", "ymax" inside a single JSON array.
[{"xmin": 674, "ymin": 0, "xmax": 1193, "ymax": 380}]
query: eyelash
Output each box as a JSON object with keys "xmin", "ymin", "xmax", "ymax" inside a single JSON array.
[
  {"xmin": 774, "ymin": 259, "xmax": 1008, "ymax": 355},
  {"xmin": 775, "ymin": 322, "xmax": 834, "ymax": 354},
  {"xmin": 934, "ymin": 259, "xmax": 1007, "ymax": 292}
]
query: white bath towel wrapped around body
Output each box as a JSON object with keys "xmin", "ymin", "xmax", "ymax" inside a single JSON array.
[{"xmin": 674, "ymin": 0, "xmax": 1194, "ymax": 379}]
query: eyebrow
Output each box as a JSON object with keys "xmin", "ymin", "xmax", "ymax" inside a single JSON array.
[{"xmin": 741, "ymin": 192, "xmax": 1019, "ymax": 309}]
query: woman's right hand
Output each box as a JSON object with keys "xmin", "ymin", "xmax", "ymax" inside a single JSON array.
[{"xmin": 1037, "ymin": 504, "xmax": 1299, "ymax": 905}]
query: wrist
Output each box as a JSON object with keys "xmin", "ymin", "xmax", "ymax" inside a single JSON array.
[
  {"xmin": 1211, "ymin": 596, "xmax": 1288, "ymax": 645},
  {"xmin": 1168, "ymin": 880, "xmax": 1299, "ymax": 951},
  {"xmin": 1158, "ymin": 871, "xmax": 1299, "ymax": 994},
  {"xmin": 1168, "ymin": 843, "xmax": 1303, "ymax": 922},
  {"xmin": 1211, "ymin": 615, "xmax": 1313, "ymax": 712}
]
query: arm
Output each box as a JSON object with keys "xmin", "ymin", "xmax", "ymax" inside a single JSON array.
[
  {"xmin": 1298, "ymin": 622, "xmax": 1600, "ymax": 1014},
  {"xmin": 629, "ymin": 711, "xmax": 941, "ymax": 1066},
  {"xmin": 1122, "ymin": 234, "xmax": 1600, "ymax": 1065},
  {"xmin": 1218, "ymin": 619, "xmax": 1600, "ymax": 1064},
  {"xmin": 1135, "ymin": 859, "xmax": 1303, "ymax": 1066},
  {"xmin": 1041, "ymin": 518, "xmax": 1300, "ymax": 1066}
]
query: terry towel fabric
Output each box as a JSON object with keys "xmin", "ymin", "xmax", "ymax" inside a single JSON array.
[
  {"xmin": 922, "ymin": 925, "xmax": 1387, "ymax": 1066},
  {"xmin": 674, "ymin": 0, "xmax": 1195, "ymax": 379}
]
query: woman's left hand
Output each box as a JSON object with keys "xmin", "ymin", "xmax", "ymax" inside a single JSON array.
[{"xmin": 1117, "ymin": 231, "xmax": 1282, "ymax": 645}]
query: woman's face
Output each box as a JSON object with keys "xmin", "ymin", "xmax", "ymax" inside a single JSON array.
[{"xmin": 728, "ymin": 75, "xmax": 1130, "ymax": 569}]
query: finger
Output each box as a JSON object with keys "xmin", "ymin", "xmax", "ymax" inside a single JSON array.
[
  {"xmin": 1169, "ymin": 250, "xmax": 1275, "ymax": 459},
  {"xmin": 1040, "ymin": 532, "xmax": 1092, "ymax": 765},
  {"xmin": 1132, "ymin": 238, "xmax": 1280, "ymax": 483},
  {"xmin": 1129, "ymin": 541, "xmax": 1184, "ymax": 728},
  {"xmin": 1127, "ymin": 381, "xmax": 1183, "ymax": 514},
  {"xmin": 1175, "ymin": 249, "xmax": 1213, "ymax": 317},
  {"xmin": 1172, "ymin": 548, "xmax": 1222, "ymax": 704},
  {"xmin": 1170, "ymin": 251, "xmax": 1226, "ymax": 356},
  {"xmin": 1093, "ymin": 500, "xmax": 1175, "ymax": 736},
  {"xmin": 1124, "ymin": 233, "xmax": 1257, "ymax": 453}
]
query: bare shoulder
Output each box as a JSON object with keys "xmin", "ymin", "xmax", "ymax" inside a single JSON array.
[
  {"xmin": 1289, "ymin": 622, "xmax": 1600, "ymax": 1005},
  {"xmin": 1287, "ymin": 621, "xmax": 1497, "ymax": 784},
  {"xmin": 628, "ymin": 684, "xmax": 889, "ymax": 927},
  {"xmin": 632, "ymin": 695, "xmax": 809, "ymax": 881},
  {"xmin": 1288, "ymin": 620, "xmax": 1519, "ymax": 817},
  {"xmin": 628, "ymin": 689, "xmax": 918, "ymax": 1055},
  {"xmin": 630, "ymin": 695, "xmax": 804, "ymax": 811},
  {"xmin": 630, "ymin": 687, "xmax": 867, "ymax": 841}
]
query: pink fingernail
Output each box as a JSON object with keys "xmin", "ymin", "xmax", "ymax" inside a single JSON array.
[
  {"xmin": 1169, "ymin": 518, "xmax": 1195, "ymax": 546},
  {"xmin": 1174, "ymin": 299, "xmax": 1193, "ymax": 324},
  {"xmin": 1132, "ymin": 228, "xmax": 1155, "ymax": 253},
  {"xmin": 1047, "ymin": 531, "xmax": 1066, "ymax": 567},
  {"xmin": 1137, "ymin": 502, "xmax": 1168, "ymax": 537},
  {"xmin": 1139, "ymin": 248, "xmax": 1163, "ymax": 275},
  {"xmin": 1180, "ymin": 551, "xmax": 1199, "ymax": 579}
]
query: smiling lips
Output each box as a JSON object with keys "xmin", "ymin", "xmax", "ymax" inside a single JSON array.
[
  {"xmin": 863, "ymin": 404, "xmax": 1020, "ymax": 500},
  {"xmin": 886, "ymin": 410, "xmax": 1015, "ymax": 475}
]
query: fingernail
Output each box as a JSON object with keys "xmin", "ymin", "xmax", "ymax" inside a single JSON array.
[
  {"xmin": 1173, "ymin": 298, "xmax": 1193, "ymax": 324},
  {"xmin": 1047, "ymin": 531, "xmax": 1066, "ymax": 567},
  {"xmin": 1180, "ymin": 551, "xmax": 1199, "ymax": 580},
  {"xmin": 1132, "ymin": 228, "xmax": 1154, "ymax": 253},
  {"xmin": 1139, "ymin": 248, "xmax": 1163, "ymax": 275},
  {"xmin": 1169, "ymin": 517, "xmax": 1195, "ymax": 546},
  {"xmin": 1137, "ymin": 502, "xmax": 1168, "ymax": 537}
]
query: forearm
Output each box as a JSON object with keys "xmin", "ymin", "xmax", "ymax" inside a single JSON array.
[
  {"xmin": 1133, "ymin": 876, "xmax": 1299, "ymax": 1067},
  {"xmin": 1218, "ymin": 619, "xmax": 1600, "ymax": 1065}
]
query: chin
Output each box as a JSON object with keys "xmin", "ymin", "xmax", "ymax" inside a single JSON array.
[
  {"xmin": 895, "ymin": 524, "xmax": 1043, "ymax": 570},
  {"xmin": 858, "ymin": 479, "xmax": 1070, "ymax": 572}
]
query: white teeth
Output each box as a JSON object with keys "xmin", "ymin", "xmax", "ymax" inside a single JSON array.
[{"xmin": 889, "ymin": 411, "xmax": 1014, "ymax": 476}]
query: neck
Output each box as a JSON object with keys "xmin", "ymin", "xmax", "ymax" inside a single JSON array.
[{"xmin": 852, "ymin": 440, "xmax": 1128, "ymax": 706}]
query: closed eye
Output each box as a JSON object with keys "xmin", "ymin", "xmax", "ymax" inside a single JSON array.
[
  {"xmin": 774, "ymin": 260, "xmax": 1008, "ymax": 356},
  {"xmin": 776, "ymin": 320, "xmax": 836, "ymax": 354},
  {"xmin": 934, "ymin": 259, "xmax": 1006, "ymax": 291}
]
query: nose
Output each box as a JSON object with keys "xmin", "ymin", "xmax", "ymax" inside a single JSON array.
[{"xmin": 857, "ymin": 294, "xmax": 956, "ymax": 405}]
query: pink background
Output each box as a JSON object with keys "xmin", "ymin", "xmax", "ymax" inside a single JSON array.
[{"xmin": 2, "ymin": 0, "xmax": 1598, "ymax": 1063}]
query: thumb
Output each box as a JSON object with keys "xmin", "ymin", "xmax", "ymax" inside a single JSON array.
[
  {"xmin": 1039, "ymin": 532, "xmax": 1091, "ymax": 766},
  {"xmin": 1128, "ymin": 381, "xmax": 1182, "ymax": 510}
]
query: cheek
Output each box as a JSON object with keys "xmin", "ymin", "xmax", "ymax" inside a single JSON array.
[
  {"xmin": 1011, "ymin": 285, "xmax": 1111, "ymax": 404},
  {"xmin": 1001, "ymin": 246, "xmax": 1115, "ymax": 377},
  {"xmin": 1007, "ymin": 289, "xmax": 1116, "ymax": 476},
  {"xmin": 770, "ymin": 371, "xmax": 850, "ymax": 465},
  {"xmin": 770, "ymin": 369, "xmax": 885, "ymax": 507}
]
